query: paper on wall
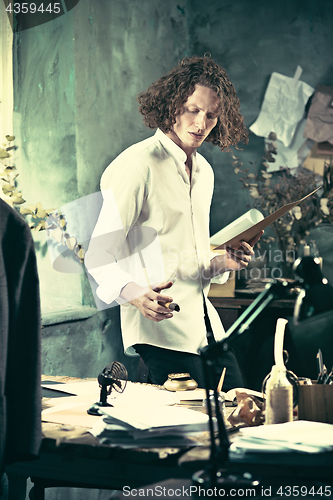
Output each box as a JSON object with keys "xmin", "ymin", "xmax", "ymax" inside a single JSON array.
[
  {"xmin": 303, "ymin": 84, "xmax": 333, "ymax": 145},
  {"xmin": 303, "ymin": 142, "xmax": 332, "ymax": 176},
  {"xmin": 250, "ymin": 68, "xmax": 314, "ymax": 148}
]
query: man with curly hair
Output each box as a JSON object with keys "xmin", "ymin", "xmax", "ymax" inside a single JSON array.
[{"xmin": 86, "ymin": 56, "xmax": 261, "ymax": 390}]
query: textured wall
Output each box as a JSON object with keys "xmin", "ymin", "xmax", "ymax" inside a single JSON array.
[
  {"xmin": 188, "ymin": 0, "xmax": 333, "ymax": 234},
  {"xmin": 12, "ymin": 0, "xmax": 190, "ymax": 381},
  {"xmin": 73, "ymin": 0, "xmax": 190, "ymax": 196},
  {"xmin": 11, "ymin": 0, "xmax": 333, "ymax": 383}
]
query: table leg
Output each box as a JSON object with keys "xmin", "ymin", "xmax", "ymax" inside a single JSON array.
[
  {"xmin": 7, "ymin": 472, "xmax": 27, "ymax": 500},
  {"xmin": 29, "ymin": 483, "xmax": 45, "ymax": 500}
]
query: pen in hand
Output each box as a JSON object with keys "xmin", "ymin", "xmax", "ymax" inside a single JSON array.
[{"xmin": 164, "ymin": 302, "xmax": 180, "ymax": 312}]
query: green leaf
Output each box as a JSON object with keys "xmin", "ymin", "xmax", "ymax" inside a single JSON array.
[
  {"xmin": 51, "ymin": 227, "xmax": 63, "ymax": 243},
  {"xmin": 65, "ymin": 236, "xmax": 77, "ymax": 251},
  {"xmin": 20, "ymin": 207, "xmax": 34, "ymax": 215},
  {"xmin": 35, "ymin": 202, "xmax": 46, "ymax": 219},
  {"xmin": 2, "ymin": 184, "xmax": 15, "ymax": 195},
  {"xmin": 0, "ymin": 148, "xmax": 10, "ymax": 159},
  {"xmin": 34, "ymin": 221, "xmax": 46, "ymax": 232},
  {"xmin": 11, "ymin": 192, "xmax": 26, "ymax": 204}
]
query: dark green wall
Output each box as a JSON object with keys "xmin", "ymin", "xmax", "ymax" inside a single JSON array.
[{"xmin": 12, "ymin": 0, "xmax": 333, "ymax": 380}]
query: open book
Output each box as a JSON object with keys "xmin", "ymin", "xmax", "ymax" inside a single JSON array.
[{"xmin": 211, "ymin": 186, "xmax": 321, "ymax": 250}]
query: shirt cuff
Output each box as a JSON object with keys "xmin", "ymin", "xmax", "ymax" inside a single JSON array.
[
  {"xmin": 209, "ymin": 251, "xmax": 230, "ymax": 284},
  {"xmin": 88, "ymin": 262, "xmax": 134, "ymax": 305},
  {"xmin": 211, "ymin": 271, "xmax": 230, "ymax": 285}
]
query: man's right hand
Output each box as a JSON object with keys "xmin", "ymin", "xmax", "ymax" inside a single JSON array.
[{"xmin": 120, "ymin": 281, "xmax": 174, "ymax": 322}]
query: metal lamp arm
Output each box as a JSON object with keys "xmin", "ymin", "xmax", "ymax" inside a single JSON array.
[{"xmin": 200, "ymin": 279, "xmax": 294, "ymax": 470}]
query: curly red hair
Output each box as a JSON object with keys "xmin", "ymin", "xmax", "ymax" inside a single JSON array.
[{"xmin": 137, "ymin": 55, "xmax": 248, "ymax": 151}]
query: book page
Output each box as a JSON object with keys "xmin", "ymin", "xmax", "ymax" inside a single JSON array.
[
  {"xmin": 213, "ymin": 186, "xmax": 322, "ymax": 250},
  {"xmin": 210, "ymin": 209, "xmax": 264, "ymax": 247}
]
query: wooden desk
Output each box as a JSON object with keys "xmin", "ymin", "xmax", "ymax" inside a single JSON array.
[
  {"xmin": 6, "ymin": 424, "xmax": 193, "ymax": 499},
  {"xmin": 5, "ymin": 377, "xmax": 198, "ymax": 500},
  {"xmin": 5, "ymin": 376, "xmax": 333, "ymax": 500}
]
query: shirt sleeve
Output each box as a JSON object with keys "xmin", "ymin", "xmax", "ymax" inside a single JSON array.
[
  {"xmin": 209, "ymin": 251, "xmax": 230, "ymax": 284},
  {"xmin": 84, "ymin": 161, "xmax": 149, "ymax": 305}
]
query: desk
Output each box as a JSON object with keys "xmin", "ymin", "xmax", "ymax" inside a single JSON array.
[
  {"xmin": 5, "ymin": 376, "xmax": 333, "ymax": 500},
  {"xmin": 5, "ymin": 377, "xmax": 197, "ymax": 500},
  {"xmin": 6, "ymin": 424, "xmax": 193, "ymax": 499}
]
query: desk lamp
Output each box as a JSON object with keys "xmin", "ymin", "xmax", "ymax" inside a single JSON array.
[
  {"xmin": 88, "ymin": 361, "xmax": 128, "ymax": 416},
  {"xmin": 292, "ymin": 256, "xmax": 333, "ymax": 323},
  {"xmin": 289, "ymin": 256, "xmax": 333, "ymax": 379},
  {"xmin": 193, "ymin": 279, "xmax": 296, "ymax": 491}
]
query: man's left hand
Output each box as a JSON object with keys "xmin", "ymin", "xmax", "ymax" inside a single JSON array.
[{"xmin": 210, "ymin": 231, "xmax": 263, "ymax": 275}]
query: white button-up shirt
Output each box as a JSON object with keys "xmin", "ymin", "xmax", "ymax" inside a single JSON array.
[{"xmin": 85, "ymin": 129, "xmax": 228, "ymax": 355}]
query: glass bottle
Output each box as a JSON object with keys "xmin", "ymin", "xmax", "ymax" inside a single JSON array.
[{"xmin": 265, "ymin": 365, "xmax": 293, "ymax": 425}]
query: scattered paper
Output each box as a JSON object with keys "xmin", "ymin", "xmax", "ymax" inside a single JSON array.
[
  {"xmin": 89, "ymin": 405, "xmax": 215, "ymax": 448},
  {"xmin": 230, "ymin": 420, "xmax": 333, "ymax": 459},
  {"xmin": 42, "ymin": 380, "xmax": 99, "ymax": 396},
  {"xmin": 97, "ymin": 405, "xmax": 211, "ymax": 433},
  {"xmin": 42, "ymin": 401, "xmax": 99, "ymax": 428},
  {"xmin": 303, "ymin": 142, "xmax": 332, "ymax": 176},
  {"xmin": 90, "ymin": 416, "xmax": 206, "ymax": 448},
  {"xmin": 250, "ymin": 70, "xmax": 314, "ymax": 148},
  {"xmin": 304, "ymin": 84, "xmax": 333, "ymax": 145},
  {"xmin": 41, "ymin": 380, "xmax": 179, "ymax": 406}
]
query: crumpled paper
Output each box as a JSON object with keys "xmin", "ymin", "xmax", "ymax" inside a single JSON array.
[
  {"xmin": 250, "ymin": 68, "xmax": 314, "ymax": 148},
  {"xmin": 304, "ymin": 84, "xmax": 333, "ymax": 145},
  {"xmin": 227, "ymin": 391, "xmax": 265, "ymax": 427}
]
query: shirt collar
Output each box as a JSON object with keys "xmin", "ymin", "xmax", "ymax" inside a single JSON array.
[
  {"xmin": 155, "ymin": 129, "xmax": 200, "ymax": 185},
  {"xmin": 155, "ymin": 128, "xmax": 197, "ymax": 164}
]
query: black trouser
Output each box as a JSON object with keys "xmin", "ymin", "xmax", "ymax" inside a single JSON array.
[
  {"xmin": 134, "ymin": 343, "xmax": 244, "ymax": 391},
  {"xmin": 135, "ymin": 296, "xmax": 244, "ymax": 391}
]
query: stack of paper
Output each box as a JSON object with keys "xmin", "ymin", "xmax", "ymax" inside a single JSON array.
[
  {"xmin": 90, "ymin": 405, "xmax": 215, "ymax": 448},
  {"xmin": 229, "ymin": 421, "xmax": 333, "ymax": 460},
  {"xmin": 42, "ymin": 381, "xmax": 180, "ymax": 428}
]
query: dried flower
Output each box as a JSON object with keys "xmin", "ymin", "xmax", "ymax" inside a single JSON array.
[{"xmin": 233, "ymin": 133, "xmax": 332, "ymax": 274}]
